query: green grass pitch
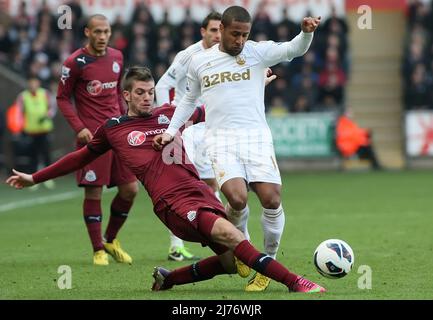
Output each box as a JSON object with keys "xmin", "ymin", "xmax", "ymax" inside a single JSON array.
[{"xmin": 1, "ymin": 170, "xmax": 432, "ymax": 300}]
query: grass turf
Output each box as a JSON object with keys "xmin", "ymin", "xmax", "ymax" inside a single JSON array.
[{"xmin": 0, "ymin": 170, "xmax": 432, "ymax": 300}]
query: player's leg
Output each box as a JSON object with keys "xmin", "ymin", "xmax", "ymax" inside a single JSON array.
[
  {"xmin": 77, "ymin": 151, "xmax": 114, "ymax": 265},
  {"xmin": 103, "ymin": 155, "xmax": 138, "ymax": 264},
  {"xmin": 83, "ymin": 185, "xmax": 108, "ymax": 265},
  {"xmin": 244, "ymin": 147, "xmax": 285, "ymax": 291},
  {"xmin": 152, "ymin": 213, "xmax": 325, "ymax": 293},
  {"xmin": 244, "ymin": 182, "xmax": 285, "ymax": 291},
  {"xmin": 153, "ymin": 250, "xmax": 235, "ymax": 291},
  {"xmin": 219, "ymin": 178, "xmax": 252, "ymax": 277},
  {"xmin": 152, "ymin": 206, "xmax": 235, "ymax": 290},
  {"xmin": 209, "ymin": 137, "xmax": 250, "ymax": 240},
  {"xmin": 168, "ymin": 231, "xmax": 187, "ymax": 261},
  {"xmin": 210, "ymin": 143, "xmax": 252, "ymax": 276},
  {"xmin": 220, "ymin": 178, "xmax": 250, "ymax": 239},
  {"xmin": 102, "ymin": 181, "xmax": 137, "ymax": 264},
  {"xmin": 250, "ymin": 182, "xmax": 284, "ymax": 260}
]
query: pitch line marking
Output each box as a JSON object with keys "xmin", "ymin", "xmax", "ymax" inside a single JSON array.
[{"xmin": 0, "ymin": 188, "xmax": 116, "ymax": 213}]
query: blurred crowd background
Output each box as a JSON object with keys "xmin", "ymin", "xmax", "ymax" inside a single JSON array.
[
  {"xmin": 0, "ymin": 0, "xmax": 349, "ymax": 115},
  {"xmin": 403, "ymin": 0, "xmax": 433, "ymax": 110}
]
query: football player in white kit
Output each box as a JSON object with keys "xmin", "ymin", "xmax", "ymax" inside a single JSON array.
[
  {"xmin": 155, "ymin": 12, "xmax": 223, "ymax": 262},
  {"xmin": 156, "ymin": 11, "xmax": 276, "ymax": 264},
  {"xmin": 155, "ymin": 6, "xmax": 320, "ymax": 291}
]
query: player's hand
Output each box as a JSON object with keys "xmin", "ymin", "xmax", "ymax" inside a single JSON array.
[
  {"xmin": 77, "ymin": 128, "xmax": 93, "ymax": 144},
  {"xmin": 5, "ymin": 169, "xmax": 35, "ymax": 189},
  {"xmin": 153, "ymin": 133, "xmax": 174, "ymax": 151},
  {"xmin": 301, "ymin": 16, "xmax": 321, "ymax": 33},
  {"xmin": 265, "ymin": 68, "xmax": 277, "ymax": 86}
]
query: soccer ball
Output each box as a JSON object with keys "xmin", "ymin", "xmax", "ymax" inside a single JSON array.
[{"xmin": 313, "ymin": 239, "xmax": 354, "ymax": 279}]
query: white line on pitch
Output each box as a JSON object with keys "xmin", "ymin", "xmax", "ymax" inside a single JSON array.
[{"xmin": 0, "ymin": 190, "xmax": 83, "ymax": 213}]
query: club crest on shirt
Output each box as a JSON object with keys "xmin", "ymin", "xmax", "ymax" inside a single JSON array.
[
  {"xmin": 187, "ymin": 211, "xmax": 197, "ymax": 222},
  {"xmin": 85, "ymin": 170, "xmax": 97, "ymax": 182},
  {"xmin": 127, "ymin": 131, "xmax": 146, "ymax": 146},
  {"xmin": 158, "ymin": 114, "xmax": 170, "ymax": 125},
  {"xmin": 112, "ymin": 61, "xmax": 120, "ymax": 73},
  {"xmin": 236, "ymin": 54, "xmax": 246, "ymax": 65}
]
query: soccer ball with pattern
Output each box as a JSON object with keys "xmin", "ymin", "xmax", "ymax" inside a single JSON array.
[{"xmin": 313, "ymin": 239, "xmax": 354, "ymax": 279}]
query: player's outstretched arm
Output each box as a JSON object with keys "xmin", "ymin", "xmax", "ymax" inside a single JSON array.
[
  {"xmin": 6, "ymin": 147, "xmax": 101, "ymax": 190},
  {"xmin": 283, "ymin": 18, "xmax": 319, "ymax": 61},
  {"xmin": 6, "ymin": 169, "xmax": 35, "ymax": 189}
]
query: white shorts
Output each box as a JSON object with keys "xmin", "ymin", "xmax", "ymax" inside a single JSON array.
[
  {"xmin": 182, "ymin": 122, "xmax": 215, "ymax": 180},
  {"xmin": 205, "ymin": 130, "xmax": 282, "ymax": 188}
]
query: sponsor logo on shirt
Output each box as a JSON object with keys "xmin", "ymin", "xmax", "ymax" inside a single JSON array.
[
  {"xmin": 158, "ymin": 114, "xmax": 170, "ymax": 125},
  {"xmin": 187, "ymin": 211, "xmax": 197, "ymax": 222},
  {"xmin": 112, "ymin": 61, "xmax": 120, "ymax": 73},
  {"xmin": 202, "ymin": 69, "xmax": 250, "ymax": 88},
  {"xmin": 60, "ymin": 65, "xmax": 71, "ymax": 85},
  {"xmin": 86, "ymin": 80, "xmax": 117, "ymax": 96},
  {"xmin": 143, "ymin": 128, "xmax": 166, "ymax": 136},
  {"xmin": 85, "ymin": 170, "xmax": 97, "ymax": 182},
  {"xmin": 127, "ymin": 131, "xmax": 146, "ymax": 146}
]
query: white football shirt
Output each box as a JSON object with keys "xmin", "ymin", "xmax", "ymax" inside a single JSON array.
[
  {"xmin": 155, "ymin": 40, "xmax": 205, "ymax": 106},
  {"xmin": 166, "ymin": 31, "xmax": 314, "ymax": 137}
]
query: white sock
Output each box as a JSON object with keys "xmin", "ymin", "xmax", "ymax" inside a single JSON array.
[
  {"xmin": 225, "ymin": 203, "xmax": 250, "ymax": 241},
  {"xmin": 169, "ymin": 230, "xmax": 184, "ymax": 250},
  {"xmin": 214, "ymin": 190, "xmax": 222, "ymax": 202},
  {"xmin": 261, "ymin": 204, "xmax": 285, "ymax": 259}
]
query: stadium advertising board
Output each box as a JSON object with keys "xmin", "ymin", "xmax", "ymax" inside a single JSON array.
[
  {"xmin": 405, "ymin": 111, "xmax": 433, "ymax": 157},
  {"xmin": 267, "ymin": 113, "xmax": 336, "ymax": 158},
  {"xmin": 6, "ymin": 0, "xmax": 345, "ymax": 23}
]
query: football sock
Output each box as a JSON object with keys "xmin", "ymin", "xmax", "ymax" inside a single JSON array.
[
  {"xmin": 225, "ymin": 203, "xmax": 250, "ymax": 241},
  {"xmin": 261, "ymin": 204, "xmax": 285, "ymax": 259},
  {"xmin": 234, "ymin": 240, "xmax": 297, "ymax": 289},
  {"xmin": 104, "ymin": 194, "xmax": 133, "ymax": 243},
  {"xmin": 163, "ymin": 255, "xmax": 226, "ymax": 288},
  {"xmin": 83, "ymin": 199, "xmax": 103, "ymax": 252},
  {"xmin": 169, "ymin": 230, "xmax": 184, "ymax": 250}
]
